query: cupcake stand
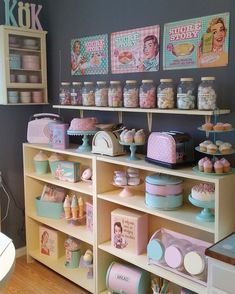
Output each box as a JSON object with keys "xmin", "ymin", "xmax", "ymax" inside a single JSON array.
[
  {"xmin": 188, "ymin": 195, "xmax": 215, "ymax": 222},
  {"xmin": 119, "ymin": 141, "xmax": 145, "ymax": 160},
  {"xmin": 67, "ymin": 130, "xmax": 97, "ymax": 152}
]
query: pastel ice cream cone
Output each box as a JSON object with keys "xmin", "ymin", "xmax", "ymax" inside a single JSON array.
[
  {"xmin": 71, "ymin": 195, "xmax": 79, "ymax": 219},
  {"xmin": 63, "ymin": 195, "xmax": 71, "ymax": 219},
  {"xmin": 78, "ymin": 196, "xmax": 84, "ymax": 218}
]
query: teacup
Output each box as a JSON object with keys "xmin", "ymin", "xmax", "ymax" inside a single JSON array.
[{"xmin": 17, "ymin": 74, "xmax": 27, "ymax": 83}]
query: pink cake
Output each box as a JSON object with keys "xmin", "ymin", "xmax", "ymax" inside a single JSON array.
[
  {"xmin": 69, "ymin": 117, "xmax": 97, "ymax": 131},
  {"xmin": 191, "ymin": 183, "xmax": 215, "ymax": 201}
]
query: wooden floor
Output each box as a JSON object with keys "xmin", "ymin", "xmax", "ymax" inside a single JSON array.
[{"xmin": 1, "ymin": 256, "xmax": 90, "ymax": 294}]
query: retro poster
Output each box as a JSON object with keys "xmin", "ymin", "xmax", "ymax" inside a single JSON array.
[
  {"xmin": 71, "ymin": 34, "xmax": 108, "ymax": 75},
  {"xmin": 111, "ymin": 25, "xmax": 160, "ymax": 74},
  {"xmin": 163, "ymin": 12, "xmax": 230, "ymax": 70}
]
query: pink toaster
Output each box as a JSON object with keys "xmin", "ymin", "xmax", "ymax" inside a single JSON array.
[
  {"xmin": 146, "ymin": 131, "xmax": 194, "ymax": 168},
  {"xmin": 27, "ymin": 113, "xmax": 62, "ymax": 144}
]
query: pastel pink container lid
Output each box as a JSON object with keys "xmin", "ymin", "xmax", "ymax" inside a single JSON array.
[{"xmin": 165, "ymin": 245, "xmax": 183, "ymax": 268}]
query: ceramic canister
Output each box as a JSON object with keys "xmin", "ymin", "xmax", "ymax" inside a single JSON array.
[
  {"xmin": 29, "ymin": 74, "xmax": 39, "ymax": 83},
  {"xmin": 33, "ymin": 151, "xmax": 48, "ymax": 174},
  {"xmin": 17, "ymin": 74, "xmax": 27, "ymax": 83},
  {"xmin": 32, "ymin": 91, "xmax": 43, "ymax": 103},
  {"xmin": 22, "ymin": 55, "xmax": 40, "ymax": 70},
  {"xmin": 20, "ymin": 91, "xmax": 31, "ymax": 103},
  {"xmin": 9, "ymin": 53, "xmax": 21, "ymax": 69},
  {"xmin": 8, "ymin": 91, "xmax": 19, "ymax": 103}
]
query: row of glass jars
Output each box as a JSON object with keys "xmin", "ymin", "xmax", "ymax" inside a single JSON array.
[{"xmin": 59, "ymin": 77, "xmax": 217, "ymax": 110}]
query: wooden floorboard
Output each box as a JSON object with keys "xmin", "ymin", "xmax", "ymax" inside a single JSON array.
[{"xmin": 0, "ymin": 256, "xmax": 90, "ymax": 294}]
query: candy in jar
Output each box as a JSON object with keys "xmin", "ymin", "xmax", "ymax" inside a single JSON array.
[
  {"xmin": 197, "ymin": 77, "xmax": 217, "ymax": 110},
  {"xmin": 82, "ymin": 82, "xmax": 95, "ymax": 106},
  {"xmin": 177, "ymin": 78, "xmax": 196, "ymax": 109},
  {"xmin": 123, "ymin": 80, "xmax": 138, "ymax": 108},
  {"xmin": 71, "ymin": 82, "xmax": 82, "ymax": 105},
  {"xmin": 108, "ymin": 81, "xmax": 122, "ymax": 107},
  {"xmin": 95, "ymin": 81, "xmax": 108, "ymax": 107},
  {"xmin": 139, "ymin": 80, "xmax": 156, "ymax": 108},
  {"xmin": 157, "ymin": 79, "xmax": 175, "ymax": 109},
  {"xmin": 59, "ymin": 82, "xmax": 71, "ymax": 105}
]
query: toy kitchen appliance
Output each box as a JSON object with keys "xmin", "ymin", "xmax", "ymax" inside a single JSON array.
[
  {"xmin": 146, "ymin": 131, "xmax": 194, "ymax": 168},
  {"xmin": 92, "ymin": 130, "xmax": 125, "ymax": 156}
]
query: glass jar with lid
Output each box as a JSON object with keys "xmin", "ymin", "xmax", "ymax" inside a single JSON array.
[
  {"xmin": 59, "ymin": 82, "xmax": 71, "ymax": 105},
  {"xmin": 108, "ymin": 81, "xmax": 122, "ymax": 107},
  {"xmin": 157, "ymin": 79, "xmax": 175, "ymax": 109},
  {"xmin": 197, "ymin": 77, "xmax": 217, "ymax": 110},
  {"xmin": 177, "ymin": 78, "xmax": 196, "ymax": 109},
  {"xmin": 71, "ymin": 82, "xmax": 82, "ymax": 105},
  {"xmin": 123, "ymin": 80, "xmax": 138, "ymax": 108},
  {"xmin": 95, "ymin": 81, "xmax": 108, "ymax": 107},
  {"xmin": 82, "ymin": 81, "xmax": 95, "ymax": 106},
  {"xmin": 139, "ymin": 80, "xmax": 156, "ymax": 108}
]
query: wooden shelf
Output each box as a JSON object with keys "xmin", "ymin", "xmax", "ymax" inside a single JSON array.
[
  {"xmin": 28, "ymin": 213, "xmax": 93, "ymax": 245},
  {"xmin": 52, "ymin": 105, "xmax": 230, "ymax": 116},
  {"xmin": 25, "ymin": 171, "xmax": 94, "ymax": 196},
  {"xmin": 98, "ymin": 241, "xmax": 207, "ymax": 294},
  {"xmin": 98, "ymin": 191, "xmax": 215, "ymax": 233},
  {"xmin": 29, "ymin": 249, "xmax": 94, "ymax": 293}
]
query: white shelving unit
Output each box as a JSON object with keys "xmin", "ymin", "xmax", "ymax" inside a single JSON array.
[{"xmin": 23, "ymin": 140, "xmax": 235, "ymax": 294}]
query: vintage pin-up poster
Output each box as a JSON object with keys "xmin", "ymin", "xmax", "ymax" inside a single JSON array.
[
  {"xmin": 163, "ymin": 12, "xmax": 230, "ymax": 70},
  {"xmin": 111, "ymin": 25, "xmax": 160, "ymax": 74},
  {"xmin": 71, "ymin": 34, "xmax": 108, "ymax": 75}
]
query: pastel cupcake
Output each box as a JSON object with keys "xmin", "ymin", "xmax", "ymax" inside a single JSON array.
[
  {"xmin": 134, "ymin": 129, "xmax": 146, "ymax": 144},
  {"xmin": 219, "ymin": 143, "xmax": 232, "ymax": 154},
  {"xmin": 123, "ymin": 129, "xmax": 135, "ymax": 144},
  {"xmin": 220, "ymin": 158, "xmax": 231, "ymax": 173},
  {"xmin": 203, "ymin": 160, "xmax": 213, "ymax": 173},
  {"xmin": 215, "ymin": 140, "xmax": 224, "ymax": 147},
  {"xmin": 207, "ymin": 144, "xmax": 218, "ymax": 154},
  {"xmin": 201, "ymin": 122, "xmax": 213, "ymax": 131},
  {"xmin": 214, "ymin": 161, "xmax": 223, "ymax": 174},
  {"xmin": 198, "ymin": 157, "xmax": 208, "ymax": 172},
  {"xmin": 223, "ymin": 123, "xmax": 232, "ymax": 131},
  {"xmin": 213, "ymin": 122, "xmax": 224, "ymax": 131}
]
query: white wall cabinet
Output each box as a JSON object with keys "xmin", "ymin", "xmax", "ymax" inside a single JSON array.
[
  {"xmin": 23, "ymin": 141, "xmax": 235, "ymax": 294},
  {"xmin": 0, "ymin": 25, "xmax": 48, "ymax": 105}
]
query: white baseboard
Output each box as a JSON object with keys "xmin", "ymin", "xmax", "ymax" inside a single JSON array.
[{"xmin": 15, "ymin": 246, "xmax": 26, "ymax": 258}]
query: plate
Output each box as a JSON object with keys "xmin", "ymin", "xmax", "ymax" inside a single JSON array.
[
  {"xmin": 198, "ymin": 127, "xmax": 234, "ymax": 133},
  {"xmin": 192, "ymin": 166, "xmax": 235, "ymax": 176},
  {"xmin": 195, "ymin": 146, "xmax": 235, "ymax": 156}
]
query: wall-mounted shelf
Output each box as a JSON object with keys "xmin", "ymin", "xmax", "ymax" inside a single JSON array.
[{"xmin": 53, "ymin": 105, "xmax": 230, "ymax": 131}]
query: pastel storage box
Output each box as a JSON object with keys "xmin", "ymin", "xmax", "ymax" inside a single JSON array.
[
  {"xmin": 51, "ymin": 123, "xmax": 69, "ymax": 149},
  {"xmin": 106, "ymin": 262, "xmax": 150, "ymax": 294},
  {"xmin": 145, "ymin": 174, "xmax": 183, "ymax": 210},
  {"xmin": 146, "ymin": 131, "xmax": 194, "ymax": 168},
  {"xmin": 111, "ymin": 208, "xmax": 148, "ymax": 255},
  {"xmin": 35, "ymin": 196, "xmax": 64, "ymax": 219},
  {"xmin": 39, "ymin": 225, "xmax": 65, "ymax": 258},
  {"xmin": 54, "ymin": 161, "xmax": 80, "ymax": 182}
]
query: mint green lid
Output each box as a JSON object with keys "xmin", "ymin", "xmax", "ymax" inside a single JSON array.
[{"xmin": 145, "ymin": 174, "xmax": 182, "ymax": 185}]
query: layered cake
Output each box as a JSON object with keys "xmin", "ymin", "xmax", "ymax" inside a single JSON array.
[
  {"xmin": 191, "ymin": 183, "xmax": 215, "ymax": 201},
  {"xmin": 69, "ymin": 117, "xmax": 97, "ymax": 131}
]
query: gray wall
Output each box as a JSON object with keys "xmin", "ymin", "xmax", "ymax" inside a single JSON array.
[{"xmin": 1, "ymin": 0, "xmax": 235, "ymax": 248}]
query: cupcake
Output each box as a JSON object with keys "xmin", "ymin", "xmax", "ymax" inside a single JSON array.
[
  {"xmin": 219, "ymin": 143, "xmax": 232, "ymax": 154},
  {"xmin": 207, "ymin": 144, "xmax": 218, "ymax": 154},
  {"xmin": 214, "ymin": 161, "xmax": 223, "ymax": 174},
  {"xmin": 203, "ymin": 160, "xmax": 213, "ymax": 173},
  {"xmin": 123, "ymin": 129, "xmax": 135, "ymax": 144},
  {"xmin": 134, "ymin": 129, "xmax": 146, "ymax": 144},
  {"xmin": 215, "ymin": 140, "xmax": 224, "ymax": 147},
  {"xmin": 213, "ymin": 122, "xmax": 224, "ymax": 131},
  {"xmin": 198, "ymin": 157, "xmax": 209, "ymax": 172},
  {"xmin": 223, "ymin": 123, "xmax": 233, "ymax": 131},
  {"xmin": 220, "ymin": 158, "xmax": 231, "ymax": 173},
  {"xmin": 199, "ymin": 140, "xmax": 212, "ymax": 152},
  {"xmin": 201, "ymin": 122, "xmax": 213, "ymax": 131}
]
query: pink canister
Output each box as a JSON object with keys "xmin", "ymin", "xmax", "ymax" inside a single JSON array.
[
  {"xmin": 22, "ymin": 55, "xmax": 40, "ymax": 70},
  {"xmin": 106, "ymin": 262, "xmax": 150, "ymax": 294}
]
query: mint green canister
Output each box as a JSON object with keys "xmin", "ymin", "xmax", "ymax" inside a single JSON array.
[{"xmin": 33, "ymin": 151, "xmax": 49, "ymax": 174}]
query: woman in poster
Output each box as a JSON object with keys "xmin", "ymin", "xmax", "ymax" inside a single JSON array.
[
  {"xmin": 113, "ymin": 221, "xmax": 127, "ymax": 249},
  {"xmin": 71, "ymin": 39, "xmax": 88, "ymax": 75},
  {"xmin": 138, "ymin": 35, "xmax": 159, "ymax": 71},
  {"xmin": 198, "ymin": 17, "xmax": 228, "ymax": 67},
  {"xmin": 41, "ymin": 230, "xmax": 50, "ymax": 255}
]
